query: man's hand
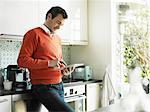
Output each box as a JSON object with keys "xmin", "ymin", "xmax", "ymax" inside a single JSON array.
[{"xmin": 61, "ymin": 65, "xmax": 75, "ymax": 76}]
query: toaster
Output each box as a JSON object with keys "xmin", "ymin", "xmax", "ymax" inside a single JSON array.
[{"xmin": 72, "ymin": 66, "xmax": 92, "ymax": 81}]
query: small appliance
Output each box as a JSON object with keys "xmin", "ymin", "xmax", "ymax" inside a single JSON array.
[
  {"xmin": 72, "ymin": 65, "xmax": 92, "ymax": 81},
  {"xmin": 6, "ymin": 65, "xmax": 28, "ymax": 91}
]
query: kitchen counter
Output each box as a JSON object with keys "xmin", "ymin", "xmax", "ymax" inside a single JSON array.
[
  {"xmin": 93, "ymin": 94, "xmax": 150, "ymax": 112},
  {"xmin": 63, "ymin": 79, "xmax": 102, "ymax": 87},
  {"xmin": 0, "ymin": 79, "xmax": 102, "ymax": 96},
  {"xmin": 93, "ymin": 101, "xmax": 150, "ymax": 112},
  {"xmin": 93, "ymin": 101, "xmax": 124, "ymax": 112},
  {"xmin": 0, "ymin": 88, "xmax": 32, "ymax": 96}
]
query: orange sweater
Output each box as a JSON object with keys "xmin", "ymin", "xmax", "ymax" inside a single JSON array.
[{"xmin": 17, "ymin": 27, "xmax": 64, "ymax": 84}]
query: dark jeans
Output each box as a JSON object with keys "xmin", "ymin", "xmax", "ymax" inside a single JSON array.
[{"xmin": 31, "ymin": 82, "xmax": 74, "ymax": 112}]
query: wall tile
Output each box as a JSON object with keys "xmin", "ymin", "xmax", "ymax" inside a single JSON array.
[{"xmin": 0, "ymin": 39, "xmax": 71, "ymax": 68}]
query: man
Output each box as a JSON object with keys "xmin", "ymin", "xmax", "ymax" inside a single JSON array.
[{"xmin": 17, "ymin": 6, "xmax": 75, "ymax": 112}]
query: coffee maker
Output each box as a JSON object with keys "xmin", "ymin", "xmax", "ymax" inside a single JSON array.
[{"xmin": 7, "ymin": 65, "xmax": 28, "ymax": 91}]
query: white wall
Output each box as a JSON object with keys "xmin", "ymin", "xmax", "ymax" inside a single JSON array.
[{"xmin": 70, "ymin": 0, "xmax": 111, "ymax": 79}]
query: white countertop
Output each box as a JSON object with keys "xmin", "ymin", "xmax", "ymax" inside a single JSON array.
[
  {"xmin": 92, "ymin": 102, "xmax": 131, "ymax": 112},
  {"xmin": 93, "ymin": 94, "xmax": 150, "ymax": 112}
]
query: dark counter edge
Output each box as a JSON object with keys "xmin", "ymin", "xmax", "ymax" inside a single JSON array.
[{"xmin": 0, "ymin": 79, "xmax": 102, "ymax": 96}]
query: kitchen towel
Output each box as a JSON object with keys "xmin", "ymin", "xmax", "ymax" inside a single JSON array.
[{"xmin": 101, "ymin": 65, "xmax": 118, "ymax": 107}]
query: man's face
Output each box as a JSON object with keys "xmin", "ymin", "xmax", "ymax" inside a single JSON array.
[{"xmin": 47, "ymin": 14, "xmax": 64, "ymax": 32}]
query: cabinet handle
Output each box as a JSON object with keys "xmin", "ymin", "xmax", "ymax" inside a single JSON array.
[{"xmin": 0, "ymin": 99, "xmax": 8, "ymax": 103}]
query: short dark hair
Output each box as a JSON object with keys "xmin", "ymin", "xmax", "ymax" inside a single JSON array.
[{"xmin": 46, "ymin": 6, "xmax": 68, "ymax": 19}]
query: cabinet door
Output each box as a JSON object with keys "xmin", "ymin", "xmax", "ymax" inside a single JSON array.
[
  {"xmin": 0, "ymin": 95, "xmax": 11, "ymax": 112},
  {"xmin": 86, "ymin": 83, "xmax": 101, "ymax": 111},
  {"xmin": 0, "ymin": 0, "xmax": 4, "ymax": 34},
  {"xmin": 69, "ymin": 0, "xmax": 88, "ymax": 43},
  {"xmin": 38, "ymin": 0, "xmax": 71, "ymax": 42},
  {"xmin": 38, "ymin": 0, "xmax": 88, "ymax": 45},
  {"xmin": 0, "ymin": 1, "xmax": 38, "ymax": 36}
]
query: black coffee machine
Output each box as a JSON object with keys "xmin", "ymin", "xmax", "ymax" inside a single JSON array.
[{"xmin": 7, "ymin": 65, "xmax": 28, "ymax": 91}]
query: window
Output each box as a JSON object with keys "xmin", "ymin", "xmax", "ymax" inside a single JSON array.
[{"xmin": 111, "ymin": 0, "xmax": 150, "ymax": 97}]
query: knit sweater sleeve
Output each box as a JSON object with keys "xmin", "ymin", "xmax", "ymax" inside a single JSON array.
[{"xmin": 17, "ymin": 30, "xmax": 48, "ymax": 69}]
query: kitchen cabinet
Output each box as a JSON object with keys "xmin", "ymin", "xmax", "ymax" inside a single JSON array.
[
  {"xmin": 38, "ymin": 0, "xmax": 88, "ymax": 45},
  {"xmin": 0, "ymin": 0, "xmax": 38, "ymax": 36},
  {"xmin": 12, "ymin": 94, "xmax": 48, "ymax": 112},
  {"xmin": 0, "ymin": 95, "xmax": 11, "ymax": 112},
  {"xmin": 0, "ymin": 0, "xmax": 87, "ymax": 44},
  {"xmin": 0, "ymin": 1, "xmax": 4, "ymax": 34},
  {"xmin": 86, "ymin": 82, "xmax": 101, "ymax": 111}
]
